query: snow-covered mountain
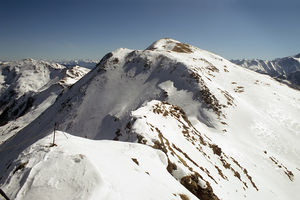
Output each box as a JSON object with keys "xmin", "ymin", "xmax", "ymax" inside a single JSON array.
[
  {"xmin": 0, "ymin": 58, "xmax": 89, "ymax": 143},
  {"xmin": 232, "ymin": 54, "xmax": 300, "ymax": 89},
  {"xmin": 58, "ymin": 59, "xmax": 99, "ymax": 69},
  {"xmin": 0, "ymin": 39, "xmax": 299, "ymax": 200}
]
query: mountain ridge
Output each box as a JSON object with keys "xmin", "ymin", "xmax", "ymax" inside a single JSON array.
[{"xmin": 0, "ymin": 38, "xmax": 299, "ymax": 200}]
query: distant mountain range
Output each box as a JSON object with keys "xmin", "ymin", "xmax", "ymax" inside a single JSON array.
[
  {"xmin": 57, "ymin": 59, "xmax": 99, "ymax": 69},
  {"xmin": 232, "ymin": 54, "xmax": 300, "ymax": 89}
]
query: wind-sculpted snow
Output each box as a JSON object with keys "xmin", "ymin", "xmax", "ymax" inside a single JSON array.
[
  {"xmin": 1, "ymin": 133, "xmax": 199, "ymax": 200},
  {"xmin": 0, "ymin": 39, "xmax": 299, "ymax": 200}
]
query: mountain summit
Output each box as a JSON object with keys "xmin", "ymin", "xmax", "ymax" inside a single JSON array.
[{"xmin": 0, "ymin": 39, "xmax": 299, "ymax": 200}]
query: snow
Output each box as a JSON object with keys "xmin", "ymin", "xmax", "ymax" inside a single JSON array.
[
  {"xmin": 131, "ymin": 99, "xmax": 300, "ymax": 200},
  {"xmin": 1, "ymin": 132, "xmax": 196, "ymax": 200},
  {"xmin": 0, "ymin": 39, "xmax": 299, "ymax": 200},
  {"xmin": 60, "ymin": 65, "xmax": 90, "ymax": 86},
  {"xmin": 0, "ymin": 59, "xmax": 90, "ymax": 144},
  {"xmin": 58, "ymin": 59, "xmax": 99, "ymax": 69},
  {"xmin": 231, "ymin": 54, "xmax": 300, "ymax": 89}
]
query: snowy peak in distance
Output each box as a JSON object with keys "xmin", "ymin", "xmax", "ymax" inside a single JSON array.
[
  {"xmin": 0, "ymin": 58, "xmax": 89, "ymax": 143},
  {"xmin": 58, "ymin": 59, "xmax": 99, "ymax": 69},
  {"xmin": 232, "ymin": 53, "xmax": 300, "ymax": 89},
  {"xmin": 0, "ymin": 39, "xmax": 299, "ymax": 200},
  {"xmin": 0, "ymin": 58, "xmax": 90, "ymax": 95}
]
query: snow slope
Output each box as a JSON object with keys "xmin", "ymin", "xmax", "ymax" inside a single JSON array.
[
  {"xmin": 0, "ymin": 39, "xmax": 299, "ymax": 200},
  {"xmin": 1, "ymin": 132, "xmax": 197, "ymax": 200},
  {"xmin": 0, "ymin": 59, "xmax": 89, "ymax": 143},
  {"xmin": 232, "ymin": 53, "xmax": 300, "ymax": 89}
]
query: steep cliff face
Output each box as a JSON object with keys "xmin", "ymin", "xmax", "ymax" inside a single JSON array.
[{"xmin": 0, "ymin": 39, "xmax": 299, "ymax": 200}]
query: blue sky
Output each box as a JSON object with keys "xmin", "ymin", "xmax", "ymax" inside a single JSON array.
[{"xmin": 0, "ymin": 0, "xmax": 299, "ymax": 60}]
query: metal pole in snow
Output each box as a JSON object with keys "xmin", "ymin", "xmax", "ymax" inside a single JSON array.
[
  {"xmin": 0, "ymin": 188, "xmax": 10, "ymax": 200},
  {"xmin": 52, "ymin": 123, "xmax": 57, "ymax": 146}
]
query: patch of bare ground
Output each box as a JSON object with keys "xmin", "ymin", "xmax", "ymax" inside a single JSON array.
[
  {"xmin": 220, "ymin": 121, "xmax": 227, "ymax": 125},
  {"xmin": 234, "ymin": 86, "xmax": 244, "ymax": 93},
  {"xmin": 243, "ymin": 168, "xmax": 258, "ymax": 190},
  {"xmin": 199, "ymin": 88, "xmax": 223, "ymax": 116},
  {"xmin": 269, "ymin": 156, "xmax": 294, "ymax": 181},
  {"xmin": 13, "ymin": 161, "xmax": 28, "ymax": 174},
  {"xmin": 209, "ymin": 144, "xmax": 222, "ymax": 156},
  {"xmin": 198, "ymin": 58, "xmax": 220, "ymax": 75},
  {"xmin": 112, "ymin": 58, "xmax": 119, "ymax": 64},
  {"xmin": 230, "ymin": 167, "xmax": 248, "ymax": 188},
  {"xmin": 172, "ymin": 43, "xmax": 193, "ymax": 53},
  {"xmin": 153, "ymin": 102, "xmax": 209, "ymax": 149},
  {"xmin": 215, "ymin": 165, "xmax": 228, "ymax": 180},
  {"xmin": 218, "ymin": 88, "xmax": 235, "ymax": 106},
  {"xmin": 136, "ymin": 134, "xmax": 147, "ymax": 144},
  {"xmin": 136, "ymin": 101, "xmax": 260, "ymax": 196},
  {"xmin": 189, "ymin": 71, "xmax": 226, "ymax": 119},
  {"xmin": 172, "ymin": 143, "xmax": 217, "ymax": 184},
  {"xmin": 230, "ymin": 157, "xmax": 258, "ymax": 190},
  {"xmin": 220, "ymin": 157, "xmax": 231, "ymax": 169},
  {"xmin": 167, "ymin": 160, "xmax": 177, "ymax": 174},
  {"xmin": 145, "ymin": 119, "xmax": 220, "ymax": 199},
  {"xmin": 209, "ymin": 143, "xmax": 255, "ymax": 188},
  {"xmin": 145, "ymin": 102, "xmax": 246, "ymax": 199},
  {"xmin": 152, "ymin": 102, "xmax": 232, "ymax": 185},
  {"xmin": 180, "ymin": 174, "xmax": 220, "ymax": 200},
  {"xmin": 179, "ymin": 193, "xmax": 190, "ymax": 200},
  {"xmin": 131, "ymin": 158, "xmax": 139, "ymax": 166}
]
